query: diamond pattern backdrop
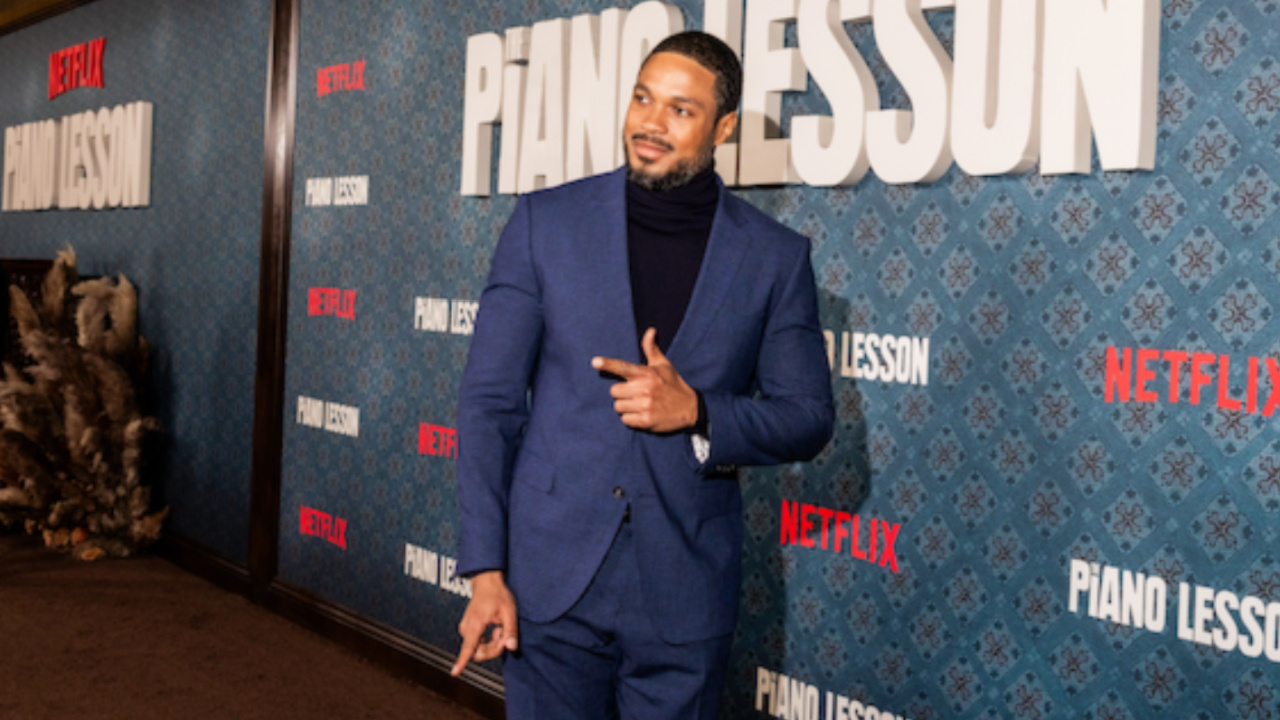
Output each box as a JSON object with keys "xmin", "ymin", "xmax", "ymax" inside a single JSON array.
[
  {"xmin": 276, "ymin": 0, "xmax": 1280, "ymax": 717},
  {"xmin": 0, "ymin": 0, "xmax": 269, "ymax": 564}
]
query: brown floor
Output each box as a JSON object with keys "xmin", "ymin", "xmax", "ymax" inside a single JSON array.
[{"xmin": 0, "ymin": 532, "xmax": 486, "ymax": 720}]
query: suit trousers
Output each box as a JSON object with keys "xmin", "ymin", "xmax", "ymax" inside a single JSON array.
[{"xmin": 502, "ymin": 515, "xmax": 734, "ymax": 720}]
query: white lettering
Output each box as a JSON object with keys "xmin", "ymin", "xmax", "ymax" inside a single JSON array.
[
  {"xmin": 306, "ymin": 177, "xmax": 333, "ymax": 206},
  {"xmin": 325, "ymin": 402, "xmax": 361, "ymax": 438},
  {"xmin": 756, "ymin": 667, "xmax": 775, "ymax": 712},
  {"xmin": 296, "ymin": 396, "xmax": 325, "ymax": 428},
  {"xmin": 565, "ymin": 9, "xmax": 627, "ymax": 183},
  {"xmin": 518, "ymin": 18, "xmax": 571, "ymax": 193},
  {"xmin": 2, "ymin": 126, "xmax": 16, "ymax": 211},
  {"xmin": 415, "ymin": 297, "xmax": 452, "ymax": 333},
  {"xmin": 739, "ymin": 0, "xmax": 804, "ymax": 185},
  {"xmin": 439, "ymin": 555, "xmax": 474, "ymax": 598},
  {"xmin": 950, "ymin": 0, "xmax": 1041, "ymax": 176},
  {"xmin": 1193, "ymin": 584, "xmax": 1215, "ymax": 647},
  {"xmin": 704, "ymin": 0, "xmax": 744, "ymax": 184},
  {"xmin": 106, "ymin": 106, "xmax": 125, "ymax": 208},
  {"xmin": 334, "ymin": 175, "xmax": 368, "ymax": 206},
  {"xmin": 1040, "ymin": 0, "xmax": 1159, "ymax": 174},
  {"xmin": 459, "ymin": 0, "xmax": 1160, "ymax": 194},
  {"xmin": 450, "ymin": 300, "xmax": 478, "ymax": 335},
  {"xmin": 404, "ymin": 542, "xmax": 440, "ymax": 584},
  {"xmin": 122, "ymin": 102, "xmax": 153, "ymax": 208},
  {"xmin": 866, "ymin": 0, "xmax": 954, "ymax": 184},
  {"xmin": 793, "ymin": 0, "xmax": 876, "ymax": 187},
  {"xmin": 461, "ymin": 33, "xmax": 504, "ymax": 196}
]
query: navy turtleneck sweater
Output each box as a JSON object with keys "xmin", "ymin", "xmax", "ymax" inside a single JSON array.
[
  {"xmin": 626, "ymin": 166, "xmax": 719, "ymax": 354},
  {"xmin": 626, "ymin": 166, "xmax": 719, "ymax": 434}
]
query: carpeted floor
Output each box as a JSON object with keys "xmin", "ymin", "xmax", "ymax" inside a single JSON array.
[{"xmin": 0, "ymin": 532, "xmax": 485, "ymax": 720}]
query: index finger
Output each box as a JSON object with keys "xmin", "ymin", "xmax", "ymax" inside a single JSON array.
[
  {"xmin": 592, "ymin": 356, "xmax": 643, "ymax": 379},
  {"xmin": 452, "ymin": 627, "xmax": 481, "ymax": 676}
]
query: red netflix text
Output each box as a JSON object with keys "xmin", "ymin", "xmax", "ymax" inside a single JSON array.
[
  {"xmin": 317, "ymin": 60, "xmax": 365, "ymax": 97},
  {"xmin": 1105, "ymin": 346, "xmax": 1280, "ymax": 416},
  {"xmin": 779, "ymin": 500, "xmax": 900, "ymax": 573},
  {"xmin": 307, "ymin": 287, "xmax": 356, "ymax": 320},
  {"xmin": 418, "ymin": 423, "xmax": 458, "ymax": 458},
  {"xmin": 299, "ymin": 505, "xmax": 347, "ymax": 549},
  {"xmin": 48, "ymin": 38, "xmax": 106, "ymax": 100}
]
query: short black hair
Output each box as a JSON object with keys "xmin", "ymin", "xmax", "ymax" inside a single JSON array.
[{"xmin": 644, "ymin": 31, "xmax": 742, "ymax": 120}]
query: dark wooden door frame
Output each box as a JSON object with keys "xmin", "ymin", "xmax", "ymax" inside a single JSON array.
[
  {"xmin": 248, "ymin": 0, "xmax": 298, "ymax": 603},
  {"xmin": 247, "ymin": 0, "xmax": 507, "ymax": 715},
  {"xmin": 1, "ymin": 1, "xmax": 505, "ymax": 715}
]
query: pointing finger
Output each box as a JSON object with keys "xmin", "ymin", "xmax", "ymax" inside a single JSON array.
[
  {"xmin": 452, "ymin": 627, "xmax": 481, "ymax": 676},
  {"xmin": 592, "ymin": 355, "xmax": 644, "ymax": 379}
]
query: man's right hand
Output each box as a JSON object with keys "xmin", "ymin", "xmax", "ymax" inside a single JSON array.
[{"xmin": 451, "ymin": 570, "xmax": 518, "ymax": 676}]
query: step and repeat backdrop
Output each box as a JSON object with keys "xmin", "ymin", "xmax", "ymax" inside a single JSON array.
[
  {"xmin": 0, "ymin": 0, "xmax": 269, "ymax": 564},
  {"xmin": 276, "ymin": 0, "xmax": 1280, "ymax": 717}
]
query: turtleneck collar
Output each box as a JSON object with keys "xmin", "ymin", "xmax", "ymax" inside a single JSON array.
[{"xmin": 625, "ymin": 166, "xmax": 720, "ymax": 234}]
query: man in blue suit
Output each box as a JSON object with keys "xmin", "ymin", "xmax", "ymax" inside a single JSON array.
[{"xmin": 451, "ymin": 31, "xmax": 834, "ymax": 719}]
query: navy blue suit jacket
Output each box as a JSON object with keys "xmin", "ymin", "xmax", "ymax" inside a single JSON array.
[{"xmin": 456, "ymin": 167, "xmax": 834, "ymax": 644}]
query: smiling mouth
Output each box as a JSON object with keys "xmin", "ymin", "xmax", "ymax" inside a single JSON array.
[{"xmin": 630, "ymin": 135, "xmax": 673, "ymax": 161}]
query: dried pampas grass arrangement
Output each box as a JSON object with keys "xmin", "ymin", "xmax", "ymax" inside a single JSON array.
[{"xmin": 0, "ymin": 247, "xmax": 166, "ymax": 560}]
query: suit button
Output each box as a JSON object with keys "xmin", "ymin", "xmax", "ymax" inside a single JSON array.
[{"xmin": 613, "ymin": 486, "xmax": 625, "ymax": 498}]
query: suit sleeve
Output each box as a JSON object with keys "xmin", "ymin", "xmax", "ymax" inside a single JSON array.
[
  {"xmin": 699, "ymin": 242, "xmax": 834, "ymax": 468},
  {"xmin": 456, "ymin": 195, "xmax": 542, "ymax": 577}
]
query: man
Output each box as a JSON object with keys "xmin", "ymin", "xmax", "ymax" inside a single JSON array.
[{"xmin": 452, "ymin": 31, "xmax": 834, "ymax": 719}]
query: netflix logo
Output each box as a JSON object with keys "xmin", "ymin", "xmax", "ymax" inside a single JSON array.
[
  {"xmin": 317, "ymin": 60, "xmax": 365, "ymax": 97},
  {"xmin": 308, "ymin": 287, "xmax": 356, "ymax": 320},
  {"xmin": 48, "ymin": 38, "xmax": 105, "ymax": 100},
  {"xmin": 300, "ymin": 505, "xmax": 347, "ymax": 549},
  {"xmin": 780, "ymin": 500, "xmax": 901, "ymax": 573},
  {"xmin": 1105, "ymin": 346, "xmax": 1280, "ymax": 416},
  {"xmin": 418, "ymin": 423, "xmax": 457, "ymax": 458}
]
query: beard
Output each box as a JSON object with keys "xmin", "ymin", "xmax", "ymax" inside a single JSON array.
[{"xmin": 625, "ymin": 132, "xmax": 716, "ymax": 192}]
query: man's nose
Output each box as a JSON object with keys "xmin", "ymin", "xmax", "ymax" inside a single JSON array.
[{"xmin": 638, "ymin": 104, "xmax": 666, "ymax": 134}]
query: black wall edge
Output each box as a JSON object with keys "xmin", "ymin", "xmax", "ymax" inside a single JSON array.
[
  {"xmin": 152, "ymin": 531, "xmax": 252, "ymax": 597},
  {"xmin": 247, "ymin": 0, "xmax": 298, "ymax": 601}
]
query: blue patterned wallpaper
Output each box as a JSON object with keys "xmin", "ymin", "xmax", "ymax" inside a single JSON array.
[
  {"xmin": 0, "ymin": 0, "xmax": 269, "ymax": 563},
  {"xmin": 277, "ymin": 0, "xmax": 1280, "ymax": 718}
]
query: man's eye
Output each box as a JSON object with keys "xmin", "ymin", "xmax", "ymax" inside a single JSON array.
[{"xmin": 674, "ymin": 107, "xmax": 689, "ymax": 117}]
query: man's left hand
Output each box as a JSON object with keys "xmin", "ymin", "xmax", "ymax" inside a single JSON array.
[{"xmin": 593, "ymin": 327, "xmax": 698, "ymax": 433}]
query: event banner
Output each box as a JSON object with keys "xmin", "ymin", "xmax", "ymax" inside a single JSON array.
[
  {"xmin": 0, "ymin": 0, "xmax": 269, "ymax": 563},
  {"xmin": 276, "ymin": 0, "xmax": 1280, "ymax": 717}
]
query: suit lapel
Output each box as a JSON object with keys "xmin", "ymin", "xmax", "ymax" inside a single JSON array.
[
  {"xmin": 664, "ymin": 186, "xmax": 752, "ymax": 368},
  {"xmin": 582, "ymin": 168, "xmax": 642, "ymax": 364}
]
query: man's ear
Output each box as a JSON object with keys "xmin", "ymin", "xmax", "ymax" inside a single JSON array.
[{"xmin": 713, "ymin": 111, "xmax": 738, "ymax": 147}]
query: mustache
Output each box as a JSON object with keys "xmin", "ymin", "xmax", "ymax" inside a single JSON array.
[{"xmin": 629, "ymin": 134, "xmax": 673, "ymax": 152}]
